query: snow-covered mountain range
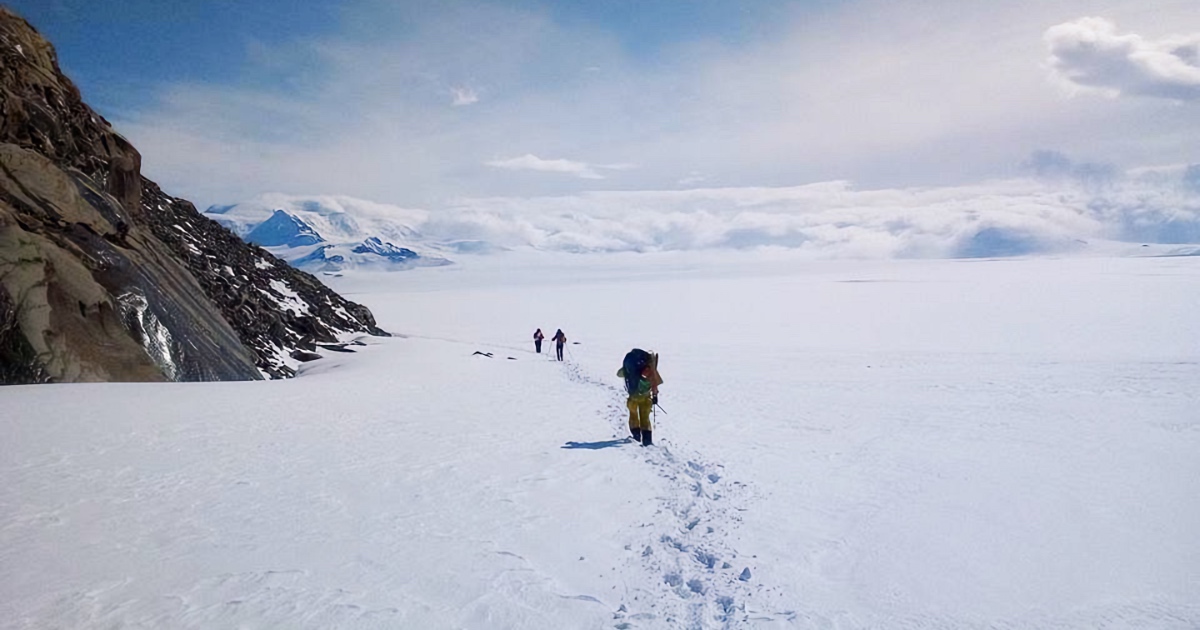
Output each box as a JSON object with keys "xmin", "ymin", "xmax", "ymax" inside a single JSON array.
[{"xmin": 205, "ymin": 195, "xmax": 456, "ymax": 272}]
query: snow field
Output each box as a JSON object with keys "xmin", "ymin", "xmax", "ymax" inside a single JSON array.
[
  {"xmin": 341, "ymin": 251, "xmax": 1200, "ymax": 628},
  {"xmin": 2, "ymin": 251, "xmax": 1199, "ymax": 628},
  {"xmin": 2, "ymin": 337, "xmax": 689, "ymax": 628}
]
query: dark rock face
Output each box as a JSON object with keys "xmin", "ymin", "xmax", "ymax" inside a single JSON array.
[
  {"xmin": 0, "ymin": 8, "xmax": 386, "ymax": 383},
  {"xmin": 0, "ymin": 282, "xmax": 48, "ymax": 383}
]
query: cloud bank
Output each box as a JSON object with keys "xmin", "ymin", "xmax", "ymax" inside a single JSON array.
[
  {"xmin": 1046, "ymin": 17, "xmax": 1200, "ymax": 101},
  {"xmin": 418, "ymin": 176, "xmax": 1200, "ymax": 258},
  {"xmin": 222, "ymin": 165, "xmax": 1200, "ymax": 260}
]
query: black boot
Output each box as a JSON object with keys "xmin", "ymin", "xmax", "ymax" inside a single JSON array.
[
  {"xmin": 630, "ymin": 427, "xmax": 642, "ymax": 442},
  {"xmin": 641, "ymin": 430, "xmax": 653, "ymax": 446}
]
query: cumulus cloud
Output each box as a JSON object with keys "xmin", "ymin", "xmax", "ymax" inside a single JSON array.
[
  {"xmin": 1045, "ymin": 17, "xmax": 1200, "ymax": 101},
  {"xmin": 485, "ymin": 154, "xmax": 633, "ymax": 179}
]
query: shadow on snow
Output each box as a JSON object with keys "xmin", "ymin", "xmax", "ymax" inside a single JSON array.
[{"xmin": 561, "ymin": 438, "xmax": 630, "ymax": 450}]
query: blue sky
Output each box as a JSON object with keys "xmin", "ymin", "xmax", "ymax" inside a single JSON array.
[
  {"xmin": 11, "ymin": 1, "xmax": 337, "ymax": 108},
  {"xmin": 8, "ymin": 0, "xmax": 1200, "ymax": 209},
  {"xmin": 14, "ymin": 0, "xmax": 801, "ymax": 113}
]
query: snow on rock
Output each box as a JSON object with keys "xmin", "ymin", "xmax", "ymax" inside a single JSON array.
[{"xmin": 264, "ymin": 280, "xmax": 309, "ymax": 316}]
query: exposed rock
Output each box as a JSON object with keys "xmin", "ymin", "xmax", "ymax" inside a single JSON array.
[
  {"xmin": 139, "ymin": 179, "xmax": 388, "ymax": 378},
  {"xmin": 0, "ymin": 281, "xmax": 48, "ymax": 383},
  {"xmin": 0, "ymin": 7, "xmax": 386, "ymax": 383},
  {"xmin": 290, "ymin": 350, "xmax": 323, "ymax": 362}
]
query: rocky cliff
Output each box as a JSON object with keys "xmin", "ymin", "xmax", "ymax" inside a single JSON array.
[{"xmin": 0, "ymin": 7, "xmax": 386, "ymax": 383}]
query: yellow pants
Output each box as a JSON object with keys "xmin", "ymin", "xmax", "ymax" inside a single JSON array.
[{"xmin": 627, "ymin": 396, "xmax": 653, "ymax": 432}]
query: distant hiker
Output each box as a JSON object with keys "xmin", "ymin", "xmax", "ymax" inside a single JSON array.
[
  {"xmin": 552, "ymin": 329, "xmax": 567, "ymax": 361},
  {"xmin": 533, "ymin": 328, "xmax": 545, "ymax": 354},
  {"xmin": 618, "ymin": 349, "xmax": 662, "ymax": 446}
]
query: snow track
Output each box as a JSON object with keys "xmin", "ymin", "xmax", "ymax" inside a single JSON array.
[{"xmin": 560, "ymin": 361, "xmax": 786, "ymax": 629}]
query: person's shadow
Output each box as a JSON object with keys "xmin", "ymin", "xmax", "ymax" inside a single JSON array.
[{"xmin": 561, "ymin": 438, "xmax": 630, "ymax": 450}]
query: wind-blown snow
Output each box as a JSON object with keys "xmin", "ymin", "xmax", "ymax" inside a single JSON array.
[{"xmin": 2, "ymin": 251, "xmax": 1198, "ymax": 628}]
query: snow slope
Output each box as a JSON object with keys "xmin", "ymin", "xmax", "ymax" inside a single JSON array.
[{"xmin": 2, "ymin": 252, "xmax": 1198, "ymax": 629}]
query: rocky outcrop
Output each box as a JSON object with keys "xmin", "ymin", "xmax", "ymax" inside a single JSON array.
[
  {"xmin": 0, "ymin": 7, "xmax": 385, "ymax": 383},
  {"xmin": 140, "ymin": 180, "xmax": 387, "ymax": 378}
]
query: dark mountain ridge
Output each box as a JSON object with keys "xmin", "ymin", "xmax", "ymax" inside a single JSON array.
[{"xmin": 0, "ymin": 6, "xmax": 386, "ymax": 383}]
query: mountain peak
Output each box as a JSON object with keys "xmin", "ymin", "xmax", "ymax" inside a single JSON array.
[
  {"xmin": 205, "ymin": 198, "xmax": 450, "ymax": 272},
  {"xmin": 246, "ymin": 209, "xmax": 325, "ymax": 247}
]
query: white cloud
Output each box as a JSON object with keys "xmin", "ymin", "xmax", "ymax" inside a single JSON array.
[
  {"xmin": 450, "ymin": 86, "xmax": 479, "ymax": 106},
  {"xmin": 485, "ymin": 154, "xmax": 631, "ymax": 179},
  {"xmin": 1045, "ymin": 17, "xmax": 1200, "ymax": 101},
  {"xmin": 116, "ymin": 0, "xmax": 1200, "ymax": 209}
]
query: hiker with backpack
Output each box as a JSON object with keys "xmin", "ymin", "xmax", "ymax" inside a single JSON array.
[
  {"xmin": 551, "ymin": 329, "xmax": 567, "ymax": 361},
  {"xmin": 618, "ymin": 349, "xmax": 663, "ymax": 446},
  {"xmin": 533, "ymin": 328, "xmax": 545, "ymax": 354}
]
